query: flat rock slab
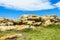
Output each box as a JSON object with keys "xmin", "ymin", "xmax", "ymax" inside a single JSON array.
[{"xmin": 0, "ymin": 33, "xmax": 24, "ymax": 40}]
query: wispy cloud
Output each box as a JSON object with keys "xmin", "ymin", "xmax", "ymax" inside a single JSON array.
[
  {"xmin": 0, "ymin": 0, "xmax": 56, "ymax": 11},
  {"xmin": 54, "ymin": 2, "xmax": 60, "ymax": 9}
]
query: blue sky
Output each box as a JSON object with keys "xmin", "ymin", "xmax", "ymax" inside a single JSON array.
[{"xmin": 0, "ymin": 0, "xmax": 60, "ymax": 19}]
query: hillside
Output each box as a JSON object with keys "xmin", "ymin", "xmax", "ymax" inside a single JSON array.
[{"xmin": 0, "ymin": 14, "xmax": 60, "ymax": 40}]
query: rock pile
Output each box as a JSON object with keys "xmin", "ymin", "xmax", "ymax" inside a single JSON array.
[
  {"xmin": 19, "ymin": 14, "xmax": 60, "ymax": 26},
  {"xmin": 20, "ymin": 15, "xmax": 42, "ymax": 26},
  {"xmin": 0, "ymin": 14, "xmax": 60, "ymax": 31},
  {"xmin": 0, "ymin": 15, "xmax": 60, "ymax": 26}
]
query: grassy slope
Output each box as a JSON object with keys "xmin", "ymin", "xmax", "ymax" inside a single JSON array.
[{"xmin": 0, "ymin": 24, "xmax": 60, "ymax": 40}]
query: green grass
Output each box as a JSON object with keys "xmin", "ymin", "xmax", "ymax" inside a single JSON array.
[{"xmin": 0, "ymin": 24, "xmax": 60, "ymax": 40}]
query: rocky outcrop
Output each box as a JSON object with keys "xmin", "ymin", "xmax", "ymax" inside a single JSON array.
[
  {"xmin": 19, "ymin": 14, "xmax": 60, "ymax": 26},
  {"xmin": 0, "ymin": 14, "xmax": 59, "ymax": 26},
  {"xmin": 0, "ymin": 14, "xmax": 60, "ymax": 31},
  {"xmin": 20, "ymin": 15, "xmax": 42, "ymax": 26}
]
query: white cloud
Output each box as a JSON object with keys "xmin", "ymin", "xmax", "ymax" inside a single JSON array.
[
  {"xmin": 54, "ymin": 2, "xmax": 60, "ymax": 9},
  {"xmin": 0, "ymin": 0, "xmax": 55, "ymax": 11}
]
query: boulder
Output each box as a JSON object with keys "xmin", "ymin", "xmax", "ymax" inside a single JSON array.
[
  {"xmin": 20, "ymin": 15, "xmax": 28, "ymax": 21},
  {"xmin": 42, "ymin": 20, "xmax": 52, "ymax": 26},
  {"xmin": 41, "ymin": 16, "xmax": 51, "ymax": 21},
  {"xmin": 0, "ymin": 18, "xmax": 14, "ymax": 26},
  {"xmin": 0, "ymin": 26, "xmax": 17, "ymax": 31},
  {"xmin": 27, "ymin": 15, "xmax": 41, "ymax": 22},
  {"xmin": 0, "ymin": 23, "xmax": 7, "ymax": 26},
  {"xmin": 0, "ymin": 34, "xmax": 22, "ymax": 40},
  {"xmin": 13, "ymin": 20, "xmax": 22, "ymax": 25},
  {"xmin": 7, "ymin": 22, "xmax": 14, "ymax": 26},
  {"xmin": 16, "ymin": 25, "xmax": 29, "ymax": 30},
  {"xmin": 30, "ymin": 26, "xmax": 37, "ymax": 29},
  {"xmin": 32, "ymin": 22, "xmax": 42, "ymax": 26},
  {"xmin": 26, "ymin": 21, "xmax": 35, "ymax": 25},
  {"xmin": 0, "ymin": 18, "xmax": 6, "ymax": 21}
]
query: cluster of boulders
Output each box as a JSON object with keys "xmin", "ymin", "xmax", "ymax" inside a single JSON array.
[
  {"xmin": 0, "ymin": 14, "xmax": 60, "ymax": 26},
  {"xmin": 20, "ymin": 15, "xmax": 42, "ymax": 26},
  {"xmin": 0, "ymin": 14, "xmax": 60, "ymax": 31},
  {"xmin": 19, "ymin": 14, "xmax": 60, "ymax": 26},
  {"xmin": 0, "ymin": 14, "xmax": 60, "ymax": 40}
]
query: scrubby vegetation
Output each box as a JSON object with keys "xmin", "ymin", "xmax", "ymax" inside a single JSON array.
[{"xmin": 0, "ymin": 24, "xmax": 60, "ymax": 40}]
